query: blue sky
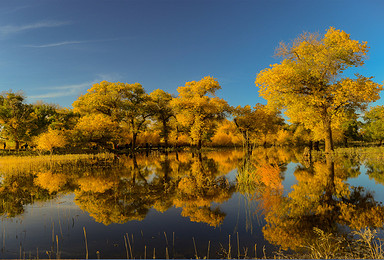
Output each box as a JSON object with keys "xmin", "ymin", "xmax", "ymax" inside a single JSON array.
[{"xmin": 0, "ymin": 0, "xmax": 383, "ymax": 108}]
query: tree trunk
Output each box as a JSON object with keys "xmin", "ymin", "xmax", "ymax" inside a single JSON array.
[
  {"xmin": 131, "ymin": 155, "xmax": 138, "ymax": 186},
  {"xmin": 15, "ymin": 140, "xmax": 20, "ymax": 150},
  {"xmin": 197, "ymin": 139, "xmax": 202, "ymax": 150},
  {"xmin": 323, "ymin": 118, "xmax": 334, "ymax": 153},
  {"xmin": 162, "ymin": 120, "xmax": 169, "ymax": 148},
  {"xmin": 244, "ymin": 131, "xmax": 251, "ymax": 153},
  {"xmin": 132, "ymin": 133, "xmax": 137, "ymax": 150},
  {"xmin": 324, "ymin": 153, "xmax": 335, "ymax": 205},
  {"xmin": 314, "ymin": 141, "xmax": 320, "ymax": 151}
]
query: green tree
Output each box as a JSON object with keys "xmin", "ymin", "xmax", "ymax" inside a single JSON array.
[
  {"xmin": 256, "ymin": 27, "xmax": 382, "ymax": 152},
  {"xmin": 51, "ymin": 107, "xmax": 79, "ymax": 130},
  {"xmin": 363, "ymin": 105, "xmax": 384, "ymax": 145},
  {"xmin": 31, "ymin": 102, "xmax": 78, "ymax": 133},
  {"xmin": 30, "ymin": 101, "xmax": 59, "ymax": 137},
  {"xmin": 341, "ymin": 116, "xmax": 361, "ymax": 146},
  {"xmin": 171, "ymin": 76, "xmax": 229, "ymax": 149},
  {"xmin": 0, "ymin": 91, "xmax": 34, "ymax": 149}
]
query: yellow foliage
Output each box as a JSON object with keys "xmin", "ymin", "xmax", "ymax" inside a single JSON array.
[
  {"xmin": 210, "ymin": 131, "xmax": 233, "ymax": 146},
  {"xmin": 258, "ymin": 164, "xmax": 283, "ymax": 190},
  {"xmin": 180, "ymin": 206, "xmax": 225, "ymax": 227},
  {"xmin": 256, "ymin": 27, "xmax": 382, "ymax": 151},
  {"xmin": 73, "ymin": 80, "xmax": 152, "ymax": 148},
  {"xmin": 74, "ymin": 113, "xmax": 121, "ymax": 146},
  {"xmin": 171, "ymin": 76, "xmax": 229, "ymax": 147},
  {"xmin": 177, "ymin": 177, "xmax": 199, "ymax": 196},
  {"xmin": 77, "ymin": 176, "xmax": 117, "ymax": 193},
  {"xmin": 262, "ymin": 155, "xmax": 384, "ymax": 252},
  {"xmin": 339, "ymin": 202, "xmax": 384, "ymax": 230},
  {"xmin": 210, "ymin": 120, "xmax": 242, "ymax": 146},
  {"xmin": 207, "ymin": 150, "xmax": 243, "ymax": 174},
  {"xmin": 34, "ymin": 171, "xmax": 68, "ymax": 193},
  {"xmin": 169, "ymin": 132, "xmax": 190, "ymax": 146},
  {"xmin": 35, "ymin": 129, "xmax": 67, "ymax": 152},
  {"xmin": 275, "ymin": 129, "xmax": 291, "ymax": 145},
  {"xmin": 136, "ymin": 130, "xmax": 161, "ymax": 145},
  {"xmin": 233, "ymin": 104, "xmax": 283, "ymax": 146},
  {"xmin": 74, "ymin": 193, "xmax": 145, "ymax": 225},
  {"xmin": 73, "ymin": 81, "xmax": 145, "ymax": 119},
  {"xmin": 174, "ymin": 157, "xmax": 232, "ymax": 227},
  {"xmin": 257, "ymin": 188, "xmax": 283, "ymax": 215},
  {"xmin": 75, "ymin": 113, "xmax": 118, "ymax": 134}
]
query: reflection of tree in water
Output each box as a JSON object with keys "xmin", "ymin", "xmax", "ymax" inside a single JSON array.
[
  {"xmin": 75, "ymin": 188, "xmax": 151, "ymax": 225},
  {"xmin": 236, "ymin": 149, "xmax": 286, "ymax": 233},
  {"xmin": 0, "ymin": 158, "xmax": 114, "ymax": 217},
  {"xmin": 236, "ymin": 148, "xmax": 289, "ymax": 203},
  {"xmin": 261, "ymin": 154, "xmax": 384, "ymax": 256},
  {"xmin": 174, "ymin": 153, "xmax": 235, "ymax": 227},
  {"xmin": 0, "ymin": 173, "xmax": 52, "ymax": 217},
  {"xmin": 364, "ymin": 156, "xmax": 384, "ymax": 185},
  {"xmin": 74, "ymin": 155, "xmax": 168, "ymax": 225},
  {"xmin": 147, "ymin": 152, "xmax": 178, "ymax": 213},
  {"xmin": 0, "ymin": 155, "xmax": 118, "ymax": 218},
  {"xmin": 35, "ymin": 171, "xmax": 71, "ymax": 193},
  {"xmin": 2, "ymin": 151, "xmax": 234, "ymax": 227},
  {"xmin": 73, "ymin": 152, "xmax": 236, "ymax": 226}
]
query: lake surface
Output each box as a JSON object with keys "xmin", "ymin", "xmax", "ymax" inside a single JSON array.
[{"xmin": 0, "ymin": 148, "xmax": 383, "ymax": 259}]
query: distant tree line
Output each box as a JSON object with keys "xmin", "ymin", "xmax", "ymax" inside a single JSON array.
[
  {"xmin": 0, "ymin": 27, "xmax": 383, "ymax": 153},
  {"xmin": 0, "ymin": 77, "xmax": 279, "ymax": 152}
]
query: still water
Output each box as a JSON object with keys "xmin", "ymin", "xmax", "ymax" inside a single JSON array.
[{"xmin": 0, "ymin": 148, "xmax": 383, "ymax": 259}]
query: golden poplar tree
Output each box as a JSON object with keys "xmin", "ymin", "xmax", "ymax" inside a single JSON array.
[
  {"xmin": 148, "ymin": 89, "xmax": 174, "ymax": 147},
  {"xmin": 233, "ymin": 104, "xmax": 283, "ymax": 149},
  {"xmin": 171, "ymin": 76, "xmax": 229, "ymax": 149},
  {"xmin": 35, "ymin": 129, "xmax": 67, "ymax": 154},
  {"xmin": 256, "ymin": 27, "xmax": 382, "ymax": 152},
  {"xmin": 73, "ymin": 81, "xmax": 152, "ymax": 149}
]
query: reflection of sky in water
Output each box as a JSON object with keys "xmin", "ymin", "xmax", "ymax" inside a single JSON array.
[
  {"xmin": 281, "ymin": 162, "xmax": 384, "ymax": 203},
  {"xmin": 1, "ymin": 193, "xmax": 270, "ymax": 259},
  {"xmin": 348, "ymin": 165, "xmax": 384, "ymax": 203},
  {"xmin": 281, "ymin": 162, "xmax": 299, "ymax": 195}
]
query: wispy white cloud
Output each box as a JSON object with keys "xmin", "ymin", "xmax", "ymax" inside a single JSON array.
[
  {"xmin": 1, "ymin": 5, "xmax": 31, "ymax": 15},
  {"xmin": 29, "ymin": 82, "xmax": 91, "ymax": 99},
  {"xmin": 25, "ymin": 40, "xmax": 85, "ymax": 48},
  {"xmin": 0, "ymin": 21, "xmax": 70, "ymax": 35},
  {"xmin": 29, "ymin": 74, "xmax": 123, "ymax": 100},
  {"xmin": 24, "ymin": 37, "xmax": 129, "ymax": 48}
]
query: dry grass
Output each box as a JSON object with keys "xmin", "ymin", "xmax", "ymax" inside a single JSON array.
[{"xmin": 0, "ymin": 153, "xmax": 115, "ymax": 175}]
